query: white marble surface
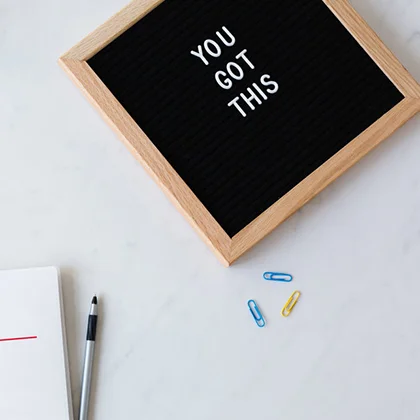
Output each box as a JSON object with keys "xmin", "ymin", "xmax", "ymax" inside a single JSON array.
[{"xmin": 1, "ymin": 0, "xmax": 420, "ymax": 419}]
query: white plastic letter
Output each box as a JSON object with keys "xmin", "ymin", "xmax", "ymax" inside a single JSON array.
[
  {"xmin": 204, "ymin": 39, "xmax": 222, "ymax": 57},
  {"xmin": 190, "ymin": 45, "xmax": 209, "ymax": 66},
  {"xmin": 226, "ymin": 62, "xmax": 244, "ymax": 80},
  {"xmin": 261, "ymin": 74, "xmax": 279, "ymax": 94},
  {"xmin": 235, "ymin": 49, "xmax": 255, "ymax": 69},
  {"xmin": 228, "ymin": 97, "xmax": 247, "ymax": 117},
  {"xmin": 240, "ymin": 87, "xmax": 262, "ymax": 111},
  {"xmin": 215, "ymin": 71, "xmax": 233, "ymax": 90},
  {"xmin": 216, "ymin": 26, "xmax": 236, "ymax": 47},
  {"xmin": 252, "ymin": 83, "xmax": 268, "ymax": 100}
]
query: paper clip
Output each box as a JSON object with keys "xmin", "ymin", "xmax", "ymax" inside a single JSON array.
[
  {"xmin": 281, "ymin": 291, "xmax": 301, "ymax": 317},
  {"xmin": 263, "ymin": 272, "xmax": 293, "ymax": 282},
  {"xmin": 247, "ymin": 300, "xmax": 266, "ymax": 328}
]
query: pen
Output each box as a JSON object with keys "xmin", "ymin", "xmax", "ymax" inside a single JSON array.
[{"xmin": 79, "ymin": 296, "xmax": 98, "ymax": 420}]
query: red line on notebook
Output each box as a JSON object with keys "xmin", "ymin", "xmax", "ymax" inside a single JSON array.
[{"xmin": 0, "ymin": 336, "xmax": 37, "ymax": 342}]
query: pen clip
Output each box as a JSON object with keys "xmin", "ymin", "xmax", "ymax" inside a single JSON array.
[
  {"xmin": 263, "ymin": 272, "xmax": 293, "ymax": 282},
  {"xmin": 247, "ymin": 300, "xmax": 266, "ymax": 328}
]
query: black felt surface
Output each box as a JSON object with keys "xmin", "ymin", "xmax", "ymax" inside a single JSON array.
[{"xmin": 89, "ymin": 0, "xmax": 403, "ymax": 237}]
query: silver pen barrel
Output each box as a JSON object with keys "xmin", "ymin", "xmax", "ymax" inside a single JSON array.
[
  {"xmin": 79, "ymin": 340, "xmax": 95, "ymax": 420},
  {"xmin": 79, "ymin": 297, "xmax": 98, "ymax": 420}
]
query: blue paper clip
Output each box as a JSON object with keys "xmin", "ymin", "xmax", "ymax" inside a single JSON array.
[
  {"xmin": 247, "ymin": 300, "xmax": 266, "ymax": 328},
  {"xmin": 263, "ymin": 272, "xmax": 293, "ymax": 282}
]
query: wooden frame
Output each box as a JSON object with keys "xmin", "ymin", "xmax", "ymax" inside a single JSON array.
[{"xmin": 59, "ymin": 0, "xmax": 420, "ymax": 266}]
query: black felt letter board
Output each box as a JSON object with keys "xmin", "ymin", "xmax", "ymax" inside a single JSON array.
[{"xmin": 89, "ymin": 0, "xmax": 403, "ymax": 237}]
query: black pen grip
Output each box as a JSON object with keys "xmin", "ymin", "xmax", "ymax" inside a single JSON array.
[{"xmin": 86, "ymin": 315, "xmax": 98, "ymax": 341}]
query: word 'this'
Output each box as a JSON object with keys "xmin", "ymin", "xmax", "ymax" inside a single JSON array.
[{"xmin": 190, "ymin": 26, "xmax": 278, "ymax": 118}]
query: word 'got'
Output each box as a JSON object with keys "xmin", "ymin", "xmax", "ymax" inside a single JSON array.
[{"xmin": 190, "ymin": 26, "xmax": 278, "ymax": 118}]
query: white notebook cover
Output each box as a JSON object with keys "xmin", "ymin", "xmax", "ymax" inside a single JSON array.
[{"xmin": 0, "ymin": 267, "xmax": 73, "ymax": 420}]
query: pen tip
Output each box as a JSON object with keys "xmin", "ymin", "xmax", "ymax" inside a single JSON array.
[{"xmin": 92, "ymin": 295, "xmax": 98, "ymax": 305}]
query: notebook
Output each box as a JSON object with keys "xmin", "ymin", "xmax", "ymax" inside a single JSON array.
[{"xmin": 0, "ymin": 267, "xmax": 73, "ymax": 420}]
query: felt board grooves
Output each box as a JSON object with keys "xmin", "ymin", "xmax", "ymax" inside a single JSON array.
[{"xmin": 59, "ymin": 0, "xmax": 420, "ymax": 265}]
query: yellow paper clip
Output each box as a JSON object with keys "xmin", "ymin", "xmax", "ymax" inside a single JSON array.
[{"xmin": 281, "ymin": 291, "xmax": 301, "ymax": 317}]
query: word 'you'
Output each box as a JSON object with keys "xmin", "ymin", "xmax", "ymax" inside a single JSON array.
[{"xmin": 190, "ymin": 26, "xmax": 278, "ymax": 118}]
